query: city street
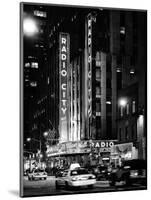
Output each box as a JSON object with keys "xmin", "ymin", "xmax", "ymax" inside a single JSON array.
[{"xmin": 23, "ymin": 176, "xmax": 146, "ymax": 197}]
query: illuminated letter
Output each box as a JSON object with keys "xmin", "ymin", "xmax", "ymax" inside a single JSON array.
[
  {"xmin": 88, "ymin": 19, "xmax": 91, "ymax": 27},
  {"xmin": 62, "ymin": 91, "xmax": 66, "ymax": 98},
  {"xmin": 62, "ymin": 37, "xmax": 66, "ymax": 44},
  {"xmin": 61, "ymin": 70, "xmax": 67, "ymax": 76},
  {"xmin": 62, "ymin": 62, "xmax": 66, "ymax": 69},
  {"xmin": 101, "ymin": 142, "xmax": 106, "ymax": 148},
  {"xmin": 88, "ymin": 71, "xmax": 92, "ymax": 78},
  {"xmin": 62, "ymin": 54, "xmax": 67, "ymax": 60},
  {"xmin": 62, "ymin": 83, "xmax": 67, "ymax": 90},
  {"xmin": 61, "ymin": 107, "xmax": 67, "ymax": 114},
  {"xmin": 88, "ymin": 38, "xmax": 91, "ymax": 46},
  {"xmin": 61, "ymin": 46, "xmax": 67, "ymax": 52},
  {"xmin": 62, "ymin": 99, "xmax": 67, "ymax": 106},
  {"xmin": 88, "ymin": 29, "xmax": 91, "ymax": 37},
  {"xmin": 88, "ymin": 56, "xmax": 91, "ymax": 63},
  {"xmin": 109, "ymin": 142, "xmax": 114, "ymax": 147}
]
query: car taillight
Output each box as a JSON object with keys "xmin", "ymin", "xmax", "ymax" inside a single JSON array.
[
  {"xmin": 89, "ymin": 175, "xmax": 96, "ymax": 179},
  {"xmin": 130, "ymin": 170, "xmax": 138, "ymax": 177}
]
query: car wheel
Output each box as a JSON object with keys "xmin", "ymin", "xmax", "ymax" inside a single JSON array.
[
  {"xmin": 109, "ymin": 180, "xmax": 115, "ymax": 186},
  {"xmin": 125, "ymin": 177, "xmax": 131, "ymax": 186},
  {"xmin": 88, "ymin": 184, "xmax": 93, "ymax": 189},
  {"xmin": 28, "ymin": 177, "xmax": 31, "ymax": 181},
  {"xmin": 44, "ymin": 177, "xmax": 47, "ymax": 180},
  {"xmin": 55, "ymin": 181, "xmax": 60, "ymax": 189},
  {"xmin": 65, "ymin": 181, "xmax": 70, "ymax": 190}
]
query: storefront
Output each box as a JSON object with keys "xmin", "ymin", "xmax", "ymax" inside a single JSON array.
[{"xmin": 46, "ymin": 140, "xmax": 116, "ymax": 168}]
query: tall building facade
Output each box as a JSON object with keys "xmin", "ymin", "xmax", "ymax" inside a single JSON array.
[
  {"xmin": 23, "ymin": 4, "xmax": 49, "ymax": 155},
  {"xmin": 110, "ymin": 11, "xmax": 147, "ymax": 162}
]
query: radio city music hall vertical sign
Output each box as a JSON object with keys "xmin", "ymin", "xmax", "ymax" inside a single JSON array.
[
  {"xmin": 85, "ymin": 14, "xmax": 92, "ymax": 137},
  {"xmin": 59, "ymin": 33, "xmax": 70, "ymax": 142}
]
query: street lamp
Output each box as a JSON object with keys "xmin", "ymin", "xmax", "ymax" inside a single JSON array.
[
  {"xmin": 23, "ymin": 17, "xmax": 38, "ymax": 36},
  {"xmin": 119, "ymin": 98, "xmax": 127, "ymax": 107},
  {"xmin": 43, "ymin": 131, "xmax": 48, "ymax": 137}
]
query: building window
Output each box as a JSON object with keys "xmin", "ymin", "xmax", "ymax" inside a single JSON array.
[
  {"xmin": 126, "ymin": 103, "xmax": 129, "ymax": 115},
  {"xmin": 30, "ymin": 81, "xmax": 37, "ymax": 87},
  {"xmin": 119, "ymin": 128, "xmax": 122, "ymax": 141},
  {"xmin": 132, "ymin": 100, "xmax": 136, "ymax": 113},
  {"xmin": 131, "ymin": 124, "xmax": 136, "ymax": 140},
  {"xmin": 96, "ymin": 100, "xmax": 101, "ymax": 112},
  {"xmin": 96, "ymin": 69, "xmax": 101, "ymax": 80},
  {"xmin": 130, "ymin": 68, "xmax": 135, "ymax": 75},
  {"xmin": 31, "ymin": 62, "xmax": 38, "ymax": 69},
  {"xmin": 106, "ymin": 79, "xmax": 111, "ymax": 88},
  {"xmin": 120, "ymin": 106, "xmax": 124, "ymax": 117},
  {"xmin": 25, "ymin": 62, "xmax": 30, "ymax": 68},
  {"xmin": 125, "ymin": 126, "xmax": 128, "ymax": 140},
  {"xmin": 34, "ymin": 10, "xmax": 47, "ymax": 18},
  {"xmin": 120, "ymin": 27, "xmax": 126, "ymax": 35},
  {"xmin": 96, "ymin": 86, "xmax": 101, "ymax": 96},
  {"xmin": 96, "ymin": 116, "xmax": 101, "ymax": 128}
]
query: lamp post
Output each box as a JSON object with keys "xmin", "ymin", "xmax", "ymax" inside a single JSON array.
[
  {"xmin": 26, "ymin": 137, "xmax": 43, "ymax": 168},
  {"xmin": 119, "ymin": 98, "xmax": 127, "ymax": 117}
]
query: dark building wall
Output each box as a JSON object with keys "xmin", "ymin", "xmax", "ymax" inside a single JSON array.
[{"xmin": 117, "ymin": 83, "xmax": 138, "ymax": 143}]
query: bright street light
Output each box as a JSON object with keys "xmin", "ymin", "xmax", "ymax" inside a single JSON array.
[
  {"xmin": 27, "ymin": 137, "xmax": 31, "ymax": 142},
  {"xmin": 119, "ymin": 98, "xmax": 127, "ymax": 107},
  {"xmin": 43, "ymin": 131, "xmax": 48, "ymax": 137},
  {"xmin": 23, "ymin": 18, "xmax": 38, "ymax": 36}
]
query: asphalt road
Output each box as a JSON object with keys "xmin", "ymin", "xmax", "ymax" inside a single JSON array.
[{"xmin": 23, "ymin": 176, "xmax": 147, "ymax": 197}]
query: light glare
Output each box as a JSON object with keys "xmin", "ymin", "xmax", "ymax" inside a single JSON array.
[
  {"xmin": 23, "ymin": 18, "xmax": 38, "ymax": 36},
  {"xmin": 119, "ymin": 98, "xmax": 127, "ymax": 107}
]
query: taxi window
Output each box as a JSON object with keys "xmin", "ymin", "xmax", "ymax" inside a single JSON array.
[
  {"xmin": 62, "ymin": 171, "xmax": 68, "ymax": 176},
  {"xmin": 71, "ymin": 169, "xmax": 89, "ymax": 176}
]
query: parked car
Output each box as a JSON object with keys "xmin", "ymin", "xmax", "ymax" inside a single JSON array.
[
  {"xmin": 55, "ymin": 168, "xmax": 96, "ymax": 189},
  {"xmin": 55, "ymin": 169, "xmax": 64, "ymax": 178},
  {"xmin": 88, "ymin": 165, "xmax": 109, "ymax": 180},
  {"xmin": 28, "ymin": 169, "xmax": 47, "ymax": 181},
  {"xmin": 108, "ymin": 159, "xmax": 147, "ymax": 186}
]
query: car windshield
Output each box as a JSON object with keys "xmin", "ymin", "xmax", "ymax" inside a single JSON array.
[
  {"xmin": 71, "ymin": 169, "xmax": 89, "ymax": 176},
  {"xmin": 34, "ymin": 169, "xmax": 45, "ymax": 173}
]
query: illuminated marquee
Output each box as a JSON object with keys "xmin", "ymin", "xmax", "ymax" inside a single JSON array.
[{"xmin": 59, "ymin": 33, "xmax": 70, "ymax": 142}]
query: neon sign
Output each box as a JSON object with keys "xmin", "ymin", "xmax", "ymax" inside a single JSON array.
[
  {"xmin": 87, "ymin": 15, "xmax": 92, "ymax": 117},
  {"xmin": 59, "ymin": 33, "xmax": 70, "ymax": 142}
]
